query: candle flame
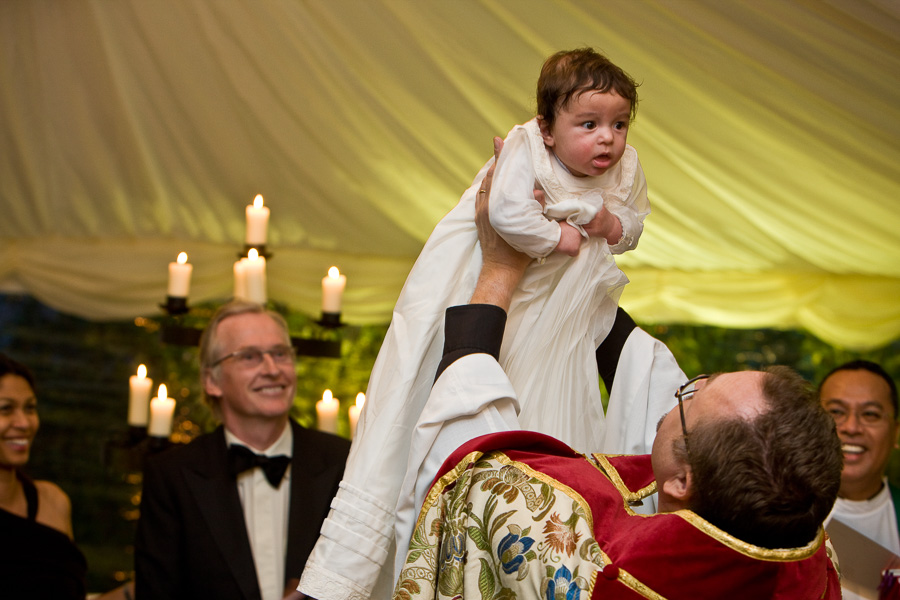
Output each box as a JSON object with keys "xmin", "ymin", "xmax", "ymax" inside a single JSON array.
[
  {"xmin": 328, "ymin": 266, "xmax": 341, "ymax": 279},
  {"xmin": 248, "ymin": 248, "xmax": 259, "ymax": 261},
  {"xmin": 158, "ymin": 384, "xmax": 167, "ymax": 401},
  {"xmin": 322, "ymin": 389, "xmax": 333, "ymax": 402},
  {"xmin": 356, "ymin": 392, "xmax": 365, "ymax": 408},
  {"xmin": 254, "ymin": 194, "xmax": 264, "ymax": 208},
  {"xmin": 176, "ymin": 251, "xmax": 188, "ymax": 264},
  {"xmin": 137, "ymin": 364, "xmax": 147, "ymax": 379}
]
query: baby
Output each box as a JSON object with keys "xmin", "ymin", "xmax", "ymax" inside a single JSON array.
[{"xmin": 299, "ymin": 47, "xmax": 650, "ymax": 600}]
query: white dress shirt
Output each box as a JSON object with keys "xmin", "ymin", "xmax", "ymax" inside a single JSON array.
[
  {"xmin": 827, "ymin": 480, "xmax": 900, "ymax": 600},
  {"xmin": 225, "ymin": 424, "xmax": 292, "ymax": 600}
]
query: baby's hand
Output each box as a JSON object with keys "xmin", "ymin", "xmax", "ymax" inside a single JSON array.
[
  {"xmin": 555, "ymin": 222, "xmax": 581, "ymax": 257},
  {"xmin": 555, "ymin": 206, "xmax": 624, "ymax": 256},
  {"xmin": 537, "ymin": 188, "xmax": 583, "ymax": 256},
  {"xmin": 582, "ymin": 207, "xmax": 622, "ymax": 242}
]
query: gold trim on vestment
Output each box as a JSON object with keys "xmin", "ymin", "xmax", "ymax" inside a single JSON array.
[
  {"xmin": 591, "ymin": 454, "xmax": 657, "ymax": 513},
  {"xmin": 414, "ymin": 450, "xmax": 485, "ymax": 534},
  {"xmin": 493, "ymin": 451, "xmax": 596, "ymax": 532},
  {"xmin": 615, "ymin": 568, "xmax": 668, "ymax": 600},
  {"xmin": 592, "ymin": 454, "xmax": 826, "ymax": 561},
  {"xmin": 672, "ymin": 511, "xmax": 825, "ymax": 561}
]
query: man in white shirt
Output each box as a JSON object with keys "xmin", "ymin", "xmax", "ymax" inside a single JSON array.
[
  {"xmin": 135, "ymin": 301, "xmax": 350, "ymax": 600},
  {"xmin": 820, "ymin": 360, "xmax": 900, "ymax": 598}
]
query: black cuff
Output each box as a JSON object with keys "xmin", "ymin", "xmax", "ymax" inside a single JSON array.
[
  {"xmin": 435, "ymin": 304, "xmax": 507, "ymax": 381},
  {"xmin": 596, "ymin": 307, "xmax": 637, "ymax": 393}
]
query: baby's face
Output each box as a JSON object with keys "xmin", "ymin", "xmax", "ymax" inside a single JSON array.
[{"xmin": 539, "ymin": 90, "xmax": 631, "ymax": 177}]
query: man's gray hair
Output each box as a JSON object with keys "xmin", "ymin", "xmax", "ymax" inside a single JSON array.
[{"xmin": 198, "ymin": 300, "xmax": 291, "ymax": 412}]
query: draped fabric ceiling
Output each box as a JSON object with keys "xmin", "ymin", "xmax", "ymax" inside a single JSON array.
[{"xmin": 2, "ymin": 0, "xmax": 898, "ymax": 350}]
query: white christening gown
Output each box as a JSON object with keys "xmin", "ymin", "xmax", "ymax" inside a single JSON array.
[{"xmin": 298, "ymin": 118, "xmax": 650, "ymax": 600}]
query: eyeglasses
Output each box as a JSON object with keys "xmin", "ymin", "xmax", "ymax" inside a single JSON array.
[
  {"xmin": 674, "ymin": 374, "xmax": 710, "ymax": 455},
  {"xmin": 825, "ymin": 405, "xmax": 894, "ymax": 427},
  {"xmin": 211, "ymin": 345, "xmax": 296, "ymax": 368}
]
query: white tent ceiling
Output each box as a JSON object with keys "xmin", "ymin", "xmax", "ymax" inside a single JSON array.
[{"xmin": 2, "ymin": 0, "xmax": 898, "ymax": 349}]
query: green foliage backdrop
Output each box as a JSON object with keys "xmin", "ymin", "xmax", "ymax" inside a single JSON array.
[{"xmin": 0, "ymin": 293, "xmax": 897, "ymax": 592}]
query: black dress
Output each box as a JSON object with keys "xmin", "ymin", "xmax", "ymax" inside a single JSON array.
[{"xmin": 0, "ymin": 473, "xmax": 87, "ymax": 600}]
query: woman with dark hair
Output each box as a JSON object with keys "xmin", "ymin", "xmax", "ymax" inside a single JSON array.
[{"xmin": 0, "ymin": 352, "xmax": 87, "ymax": 599}]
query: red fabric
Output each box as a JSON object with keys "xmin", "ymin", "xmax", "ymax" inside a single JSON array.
[
  {"xmin": 436, "ymin": 431, "xmax": 841, "ymax": 600},
  {"xmin": 604, "ymin": 454, "xmax": 655, "ymax": 489},
  {"xmin": 882, "ymin": 571, "xmax": 900, "ymax": 600},
  {"xmin": 430, "ymin": 429, "xmax": 579, "ymax": 488}
]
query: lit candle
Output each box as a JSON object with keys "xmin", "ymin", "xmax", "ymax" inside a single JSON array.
[
  {"xmin": 244, "ymin": 248, "xmax": 267, "ymax": 304},
  {"xmin": 316, "ymin": 389, "xmax": 339, "ymax": 434},
  {"xmin": 349, "ymin": 392, "xmax": 365, "ymax": 439},
  {"xmin": 233, "ymin": 258, "xmax": 248, "ymax": 300},
  {"xmin": 167, "ymin": 252, "xmax": 193, "ymax": 298},
  {"xmin": 148, "ymin": 384, "xmax": 176, "ymax": 438},
  {"xmin": 127, "ymin": 365, "xmax": 153, "ymax": 427},
  {"xmin": 245, "ymin": 194, "xmax": 270, "ymax": 246},
  {"xmin": 322, "ymin": 266, "xmax": 347, "ymax": 314}
]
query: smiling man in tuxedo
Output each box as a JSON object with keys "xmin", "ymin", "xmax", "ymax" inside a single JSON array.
[{"xmin": 135, "ymin": 301, "xmax": 350, "ymax": 600}]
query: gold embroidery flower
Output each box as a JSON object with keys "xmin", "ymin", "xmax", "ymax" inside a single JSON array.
[{"xmin": 542, "ymin": 513, "xmax": 581, "ymax": 556}]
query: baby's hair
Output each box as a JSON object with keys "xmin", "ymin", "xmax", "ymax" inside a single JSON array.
[{"xmin": 536, "ymin": 47, "xmax": 639, "ymax": 128}]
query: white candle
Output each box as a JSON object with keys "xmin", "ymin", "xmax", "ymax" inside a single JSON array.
[
  {"xmin": 127, "ymin": 364, "xmax": 153, "ymax": 427},
  {"xmin": 245, "ymin": 194, "xmax": 270, "ymax": 246},
  {"xmin": 322, "ymin": 266, "xmax": 347, "ymax": 313},
  {"xmin": 148, "ymin": 384, "xmax": 176, "ymax": 437},
  {"xmin": 233, "ymin": 258, "xmax": 248, "ymax": 300},
  {"xmin": 244, "ymin": 248, "xmax": 267, "ymax": 304},
  {"xmin": 316, "ymin": 389, "xmax": 339, "ymax": 434},
  {"xmin": 349, "ymin": 392, "xmax": 365, "ymax": 439},
  {"xmin": 167, "ymin": 252, "xmax": 193, "ymax": 298}
]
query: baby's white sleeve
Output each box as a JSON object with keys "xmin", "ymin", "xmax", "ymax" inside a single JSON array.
[
  {"xmin": 607, "ymin": 157, "xmax": 651, "ymax": 255},
  {"xmin": 488, "ymin": 129, "xmax": 560, "ymax": 258}
]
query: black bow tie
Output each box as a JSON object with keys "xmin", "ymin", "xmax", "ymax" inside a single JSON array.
[{"xmin": 227, "ymin": 445, "xmax": 291, "ymax": 488}]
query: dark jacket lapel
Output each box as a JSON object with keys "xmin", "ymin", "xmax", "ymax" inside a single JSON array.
[{"xmin": 182, "ymin": 426, "xmax": 261, "ymax": 600}]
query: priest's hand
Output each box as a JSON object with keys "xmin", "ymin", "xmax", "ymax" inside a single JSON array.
[{"xmin": 471, "ymin": 137, "xmax": 532, "ymax": 311}]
